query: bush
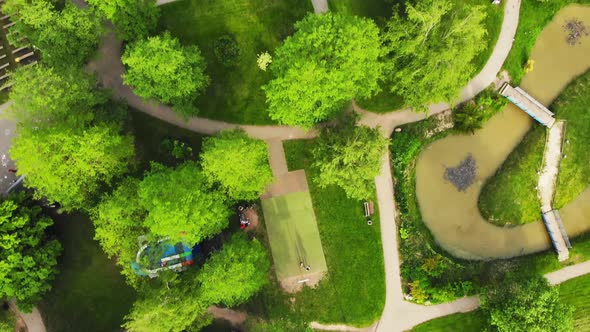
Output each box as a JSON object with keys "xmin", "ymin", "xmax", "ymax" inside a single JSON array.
[
  {"xmin": 454, "ymin": 87, "xmax": 506, "ymax": 133},
  {"xmin": 213, "ymin": 35, "xmax": 241, "ymax": 67}
]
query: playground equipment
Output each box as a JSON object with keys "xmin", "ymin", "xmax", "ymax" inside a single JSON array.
[{"xmin": 132, "ymin": 238, "xmax": 200, "ymax": 278}]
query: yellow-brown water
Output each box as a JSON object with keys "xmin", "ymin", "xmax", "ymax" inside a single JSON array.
[{"xmin": 415, "ymin": 5, "xmax": 590, "ymax": 259}]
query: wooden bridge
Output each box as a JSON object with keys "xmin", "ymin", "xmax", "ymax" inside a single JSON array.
[
  {"xmin": 542, "ymin": 210, "xmax": 571, "ymax": 262},
  {"xmin": 499, "ymin": 83, "xmax": 556, "ymax": 127}
]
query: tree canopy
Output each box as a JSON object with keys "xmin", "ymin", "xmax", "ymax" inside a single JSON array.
[
  {"xmin": 124, "ymin": 234, "xmax": 269, "ymax": 332},
  {"xmin": 481, "ymin": 275, "xmax": 573, "ymax": 332},
  {"xmin": 0, "ymin": 193, "xmax": 61, "ymax": 312},
  {"xmin": 201, "ymin": 130, "xmax": 273, "ymax": 201},
  {"xmin": 137, "ymin": 162, "xmax": 230, "ymax": 245},
  {"xmin": 197, "ymin": 233, "xmax": 269, "ymax": 307},
  {"xmin": 93, "ymin": 177, "xmax": 147, "ymax": 284},
  {"xmin": 382, "ymin": 0, "xmax": 487, "ymax": 111},
  {"xmin": 264, "ymin": 12, "xmax": 383, "ymax": 128},
  {"xmin": 87, "ymin": 0, "xmax": 160, "ymax": 41},
  {"xmin": 122, "ymin": 32, "xmax": 209, "ymax": 117},
  {"xmin": 8, "ymin": 65, "xmax": 104, "ymax": 130},
  {"xmin": 312, "ymin": 113, "xmax": 390, "ymax": 200},
  {"xmin": 3, "ymin": 0, "xmax": 103, "ymax": 68},
  {"xmin": 11, "ymin": 124, "xmax": 134, "ymax": 211}
]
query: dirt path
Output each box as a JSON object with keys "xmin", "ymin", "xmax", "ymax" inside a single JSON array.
[
  {"xmin": 207, "ymin": 306, "xmax": 247, "ymax": 327},
  {"xmin": 538, "ymin": 121, "xmax": 565, "ymax": 212},
  {"xmin": 9, "ymin": 300, "xmax": 46, "ymax": 332}
]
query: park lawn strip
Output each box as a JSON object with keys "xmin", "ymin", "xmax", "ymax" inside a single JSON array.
[
  {"xmin": 158, "ymin": 0, "xmax": 312, "ymax": 125},
  {"xmin": 478, "ymin": 125, "xmax": 545, "ymax": 225},
  {"xmin": 328, "ymin": 0, "xmax": 394, "ymax": 25},
  {"xmin": 411, "ymin": 310, "xmax": 487, "ymax": 332},
  {"xmin": 246, "ymin": 139, "xmax": 385, "ymax": 327},
  {"xmin": 504, "ymin": 0, "xmax": 590, "ymax": 84},
  {"xmin": 39, "ymin": 214, "xmax": 136, "ymax": 332},
  {"xmin": 553, "ymin": 71, "xmax": 590, "ymax": 208}
]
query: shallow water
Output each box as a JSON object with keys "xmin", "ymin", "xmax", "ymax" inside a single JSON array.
[{"xmin": 415, "ymin": 5, "xmax": 590, "ymax": 259}]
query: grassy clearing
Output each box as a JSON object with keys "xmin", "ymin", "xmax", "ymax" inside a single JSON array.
[
  {"xmin": 504, "ymin": 0, "xmax": 590, "ymax": 84},
  {"xmin": 246, "ymin": 139, "xmax": 385, "ymax": 327},
  {"xmin": 479, "ymin": 69, "xmax": 590, "ymax": 224},
  {"xmin": 478, "ymin": 126, "xmax": 545, "ymax": 225},
  {"xmin": 356, "ymin": 0, "xmax": 504, "ymax": 114},
  {"xmin": 39, "ymin": 214, "xmax": 136, "ymax": 332},
  {"xmin": 559, "ymin": 274, "xmax": 590, "ymax": 331},
  {"xmin": 411, "ymin": 310, "xmax": 487, "ymax": 332},
  {"xmin": 158, "ymin": 0, "xmax": 312, "ymax": 125}
]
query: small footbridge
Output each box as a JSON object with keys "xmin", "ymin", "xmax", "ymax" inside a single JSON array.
[
  {"xmin": 499, "ymin": 83, "xmax": 556, "ymax": 127},
  {"xmin": 500, "ymin": 83, "xmax": 570, "ymax": 261}
]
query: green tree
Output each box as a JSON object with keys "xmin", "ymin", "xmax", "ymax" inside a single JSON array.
[
  {"xmin": 10, "ymin": 124, "xmax": 135, "ymax": 211},
  {"xmin": 264, "ymin": 12, "xmax": 383, "ymax": 128},
  {"xmin": 124, "ymin": 275, "xmax": 212, "ymax": 332},
  {"xmin": 201, "ymin": 130, "xmax": 273, "ymax": 201},
  {"xmin": 382, "ymin": 0, "xmax": 487, "ymax": 111},
  {"xmin": 312, "ymin": 113, "xmax": 390, "ymax": 200},
  {"xmin": 93, "ymin": 178, "xmax": 147, "ymax": 283},
  {"xmin": 3, "ymin": 0, "xmax": 103, "ymax": 68},
  {"xmin": 8, "ymin": 65, "xmax": 105, "ymax": 130},
  {"xmin": 481, "ymin": 275, "xmax": 573, "ymax": 332},
  {"xmin": 197, "ymin": 234, "xmax": 269, "ymax": 306},
  {"xmin": 87, "ymin": 0, "xmax": 160, "ymax": 41},
  {"xmin": 0, "ymin": 193, "xmax": 61, "ymax": 312},
  {"xmin": 138, "ymin": 162, "xmax": 230, "ymax": 245},
  {"xmin": 122, "ymin": 32, "xmax": 209, "ymax": 116}
]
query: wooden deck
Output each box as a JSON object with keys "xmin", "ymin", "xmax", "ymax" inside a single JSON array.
[{"xmin": 542, "ymin": 210, "xmax": 570, "ymax": 262}]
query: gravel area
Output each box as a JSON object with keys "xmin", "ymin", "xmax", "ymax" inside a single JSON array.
[{"xmin": 444, "ymin": 154, "xmax": 477, "ymax": 192}]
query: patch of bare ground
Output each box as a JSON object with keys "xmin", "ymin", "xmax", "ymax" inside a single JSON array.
[{"xmin": 280, "ymin": 271, "xmax": 325, "ymax": 293}]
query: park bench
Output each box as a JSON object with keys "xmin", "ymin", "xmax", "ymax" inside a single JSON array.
[{"xmin": 363, "ymin": 201, "xmax": 374, "ymax": 225}]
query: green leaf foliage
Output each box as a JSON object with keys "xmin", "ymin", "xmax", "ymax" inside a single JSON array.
[
  {"xmin": 93, "ymin": 177, "xmax": 147, "ymax": 284},
  {"xmin": 10, "ymin": 125, "xmax": 135, "ymax": 211},
  {"xmin": 3, "ymin": 0, "xmax": 103, "ymax": 68},
  {"xmin": 0, "ymin": 193, "xmax": 61, "ymax": 312},
  {"xmin": 0, "ymin": 308, "xmax": 16, "ymax": 332},
  {"xmin": 87, "ymin": 0, "xmax": 160, "ymax": 41},
  {"xmin": 264, "ymin": 12, "xmax": 383, "ymax": 128},
  {"xmin": 382, "ymin": 0, "xmax": 487, "ymax": 111},
  {"xmin": 201, "ymin": 129, "xmax": 273, "ymax": 201},
  {"xmin": 123, "ymin": 275, "xmax": 212, "ymax": 332},
  {"xmin": 481, "ymin": 275, "xmax": 574, "ymax": 332},
  {"xmin": 8, "ymin": 65, "xmax": 105, "ymax": 130},
  {"xmin": 312, "ymin": 113, "xmax": 390, "ymax": 200},
  {"xmin": 197, "ymin": 233, "xmax": 269, "ymax": 307},
  {"xmin": 138, "ymin": 162, "xmax": 230, "ymax": 245},
  {"xmin": 122, "ymin": 32, "xmax": 209, "ymax": 117}
]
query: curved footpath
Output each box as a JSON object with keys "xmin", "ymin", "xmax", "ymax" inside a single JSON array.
[{"xmin": 13, "ymin": 0, "xmax": 590, "ymax": 331}]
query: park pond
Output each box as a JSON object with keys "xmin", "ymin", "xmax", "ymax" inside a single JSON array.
[{"xmin": 415, "ymin": 4, "xmax": 590, "ymax": 260}]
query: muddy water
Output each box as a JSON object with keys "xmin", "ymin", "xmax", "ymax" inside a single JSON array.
[{"xmin": 415, "ymin": 5, "xmax": 590, "ymax": 260}]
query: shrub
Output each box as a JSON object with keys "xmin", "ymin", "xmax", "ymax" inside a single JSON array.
[{"xmin": 214, "ymin": 35, "xmax": 241, "ymax": 67}]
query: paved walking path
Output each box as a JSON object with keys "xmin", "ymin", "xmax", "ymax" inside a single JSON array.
[
  {"xmin": 0, "ymin": 101, "xmax": 17, "ymax": 195},
  {"xmin": 311, "ymin": 0, "xmax": 329, "ymax": 14},
  {"xmin": 538, "ymin": 121, "xmax": 565, "ymax": 212}
]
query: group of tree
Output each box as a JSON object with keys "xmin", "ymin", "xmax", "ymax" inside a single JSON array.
[
  {"xmin": 0, "ymin": 192, "xmax": 61, "ymax": 312},
  {"xmin": 3, "ymin": 0, "xmax": 103, "ymax": 68},
  {"xmin": 8, "ymin": 65, "xmax": 135, "ymax": 211},
  {"xmin": 312, "ymin": 112, "xmax": 390, "ymax": 200},
  {"xmin": 122, "ymin": 32, "xmax": 209, "ymax": 117},
  {"xmin": 264, "ymin": 12, "xmax": 384, "ymax": 128},
  {"xmin": 264, "ymin": 0, "xmax": 487, "ymax": 128},
  {"xmin": 86, "ymin": 0, "xmax": 160, "ymax": 41},
  {"xmin": 481, "ymin": 275, "xmax": 573, "ymax": 332},
  {"xmin": 124, "ymin": 234, "xmax": 269, "ymax": 332}
]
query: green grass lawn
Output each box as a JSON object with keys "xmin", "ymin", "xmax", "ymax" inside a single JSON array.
[
  {"xmin": 478, "ymin": 126, "xmax": 545, "ymax": 225},
  {"xmin": 245, "ymin": 139, "xmax": 385, "ymax": 327},
  {"xmin": 38, "ymin": 213, "xmax": 136, "ymax": 332},
  {"xmin": 261, "ymin": 190, "xmax": 328, "ymax": 280},
  {"xmin": 411, "ymin": 310, "xmax": 487, "ymax": 332},
  {"xmin": 559, "ymin": 274, "xmax": 590, "ymax": 331},
  {"xmin": 356, "ymin": 0, "xmax": 504, "ymax": 114},
  {"xmin": 504, "ymin": 0, "xmax": 590, "ymax": 84},
  {"xmin": 478, "ymin": 69, "xmax": 590, "ymax": 225},
  {"xmin": 158, "ymin": 0, "xmax": 312, "ymax": 125}
]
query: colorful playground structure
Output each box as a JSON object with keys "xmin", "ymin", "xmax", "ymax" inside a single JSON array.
[{"xmin": 132, "ymin": 238, "xmax": 200, "ymax": 278}]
